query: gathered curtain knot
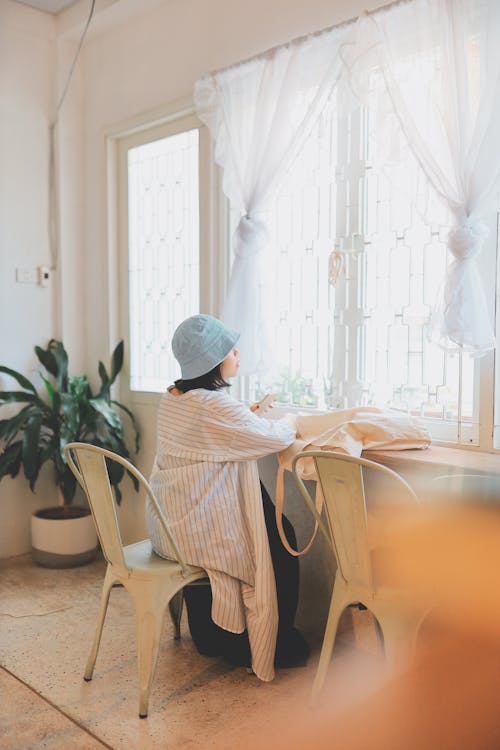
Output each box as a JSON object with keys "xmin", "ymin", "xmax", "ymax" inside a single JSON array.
[
  {"xmin": 447, "ymin": 218, "xmax": 489, "ymax": 261},
  {"xmin": 233, "ymin": 214, "xmax": 269, "ymax": 259}
]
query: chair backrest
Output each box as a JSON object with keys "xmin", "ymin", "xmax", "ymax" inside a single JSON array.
[
  {"xmin": 64, "ymin": 443, "xmax": 189, "ymax": 573},
  {"xmin": 292, "ymin": 451, "xmax": 418, "ymax": 589}
]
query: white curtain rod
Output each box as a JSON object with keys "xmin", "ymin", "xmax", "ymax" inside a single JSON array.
[{"xmin": 206, "ymin": 0, "xmax": 411, "ymax": 78}]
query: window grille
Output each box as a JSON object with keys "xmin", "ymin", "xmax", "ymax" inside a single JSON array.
[
  {"xmin": 244, "ymin": 97, "xmax": 478, "ymax": 444},
  {"xmin": 127, "ymin": 128, "xmax": 200, "ymax": 392}
]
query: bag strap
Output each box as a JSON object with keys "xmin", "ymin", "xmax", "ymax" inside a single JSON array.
[{"xmin": 274, "ymin": 464, "xmax": 324, "ymax": 556}]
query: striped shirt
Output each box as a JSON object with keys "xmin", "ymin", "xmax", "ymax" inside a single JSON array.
[{"xmin": 146, "ymin": 388, "xmax": 296, "ymax": 682}]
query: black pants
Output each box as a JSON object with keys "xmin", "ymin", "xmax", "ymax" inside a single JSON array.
[{"xmin": 183, "ymin": 482, "xmax": 309, "ymax": 668}]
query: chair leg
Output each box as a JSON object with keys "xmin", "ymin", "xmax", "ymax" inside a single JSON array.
[
  {"xmin": 132, "ymin": 581, "xmax": 170, "ymax": 719},
  {"xmin": 311, "ymin": 582, "xmax": 348, "ymax": 706},
  {"xmin": 84, "ymin": 566, "xmax": 115, "ymax": 681},
  {"xmin": 375, "ymin": 611, "xmax": 416, "ymax": 669},
  {"xmin": 168, "ymin": 589, "xmax": 184, "ymax": 640},
  {"xmin": 374, "ymin": 617, "xmax": 384, "ymax": 652}
]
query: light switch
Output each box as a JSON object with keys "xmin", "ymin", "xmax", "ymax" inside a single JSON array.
[{"xmin": 16, "ymin": 267, "xmax": 38, "ymax": 284}]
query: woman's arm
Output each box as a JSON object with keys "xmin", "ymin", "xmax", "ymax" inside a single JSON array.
[{"xmin": 204, "ymin": 394, "xmax": 297, "ymax": 460}]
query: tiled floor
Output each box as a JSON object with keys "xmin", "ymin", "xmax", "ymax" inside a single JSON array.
[{"xmin": 0, "ymin": 554, "xmax": 383, "ymax": 750}]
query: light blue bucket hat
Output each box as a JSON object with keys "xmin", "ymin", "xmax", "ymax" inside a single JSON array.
[{"xmin": 172, "ymin": 314, "xmax": 240, "ymax": 379}]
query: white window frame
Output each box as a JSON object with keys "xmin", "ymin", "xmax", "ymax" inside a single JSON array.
[{"xmin": 107, "ymin": 105, "xmax": 229, "ymax": 409}]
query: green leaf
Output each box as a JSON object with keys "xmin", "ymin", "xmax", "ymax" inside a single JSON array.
[
  {"xmin": 60, "ymin": 393, "xmax": 80, "ymax": 440},
  {"xmin": 0, "ymin": 441, "xmax": 23, "ymax": 479},
  {"xmin": 126, "ymin": 469, "xmax": 140, "ymax": 492},
  {"xmin": 96, "ymin": 431, "xmax": 125, "ymax": 454},
  {"xmin": 8, "ymin": 445, "xmax": 23, "ymax": 478},
  {"xmin": 50, "ymin": 340, "xmax": 68, "ymax": 392},
  {"xmin": 0, "ymin": 391, "xmax": 42, "ymax": 405},
  {"xmin": 98, "ymin": 361, "xmax": 109, "ymax": 390},
  {"xmin": 111, "ymin": 399, "xmax": 140, "ymax": 453},
  {"xmin": 36, "ymin": 341, "xmax": 69, "ymax": 392},
  {"xmin": 0, "ymin": 405, "xmax": 33, "ymax": 444},
  {"xmin": 68, "ymin": 375, "xmax": 89, "ymax": 400},
  {"xmin": 109, "ymin": 341, "xmax": 124, "ymax": 385},
  {"xmin": 60, "ymin": 465, "xmax": 77, "ymax": 505},
  {"xmin": 114, "ymin": 484, "xmax": 122, "ymax": 505},
  {"xmin": 35, "ymin": 345, "xmax": 58, "ymax": 378},
  {"xmin": 0, "ymin": 366, "xmax": 37, "ymax": 394},
  {"xmin": 22, "ymin": 414, "xmax": 43, "ymax": 481},
  {"xmin": 40, "ymin": 441, "xmax": 57, "ymax": 464},
  {"xmin": 39, "ymin": 373, "xmax": 61, "ymax": 413},
  {"xmin": 107, "ymin": 458, "xmax": 125, "ymax": 487},
  {"xmin": 108, "ymin": 456, "xmax": 140, "ymax": 499},
  {"xmin": 52, "ymin": 445, "xmax": 66, "ymax": 482},
  {"xmin": 89, "ymin": 397, "xmax": 122, "ymax": 433}
]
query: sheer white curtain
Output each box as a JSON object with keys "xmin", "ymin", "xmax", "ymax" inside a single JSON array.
[
  {"xmin": 194, "ymin": 25, "xmax": 354, "ymax": 373},
  {"xmin": 195, "ymin": 0, "xmax": 500, "ymax": 368},
  {"xmin": 345, "ymin": 0, "xmax": 500, "ymax": 355}
]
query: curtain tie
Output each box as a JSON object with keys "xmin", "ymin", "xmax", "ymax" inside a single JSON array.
[
  {"xmin": 447, "ymin": 218, "xmax": 488, "ymax": 261},
  {"xmin": 234, "ymin": 215, "xmax": 269, "ymax": 259},
  {"xmin": 328, "ymin": 249, "xmax": 345, "ymax": 286}
]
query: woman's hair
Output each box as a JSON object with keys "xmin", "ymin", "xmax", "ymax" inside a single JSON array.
[{"xmin": 174, "ymin": 363, "xmax": 230, "ymax": 393}]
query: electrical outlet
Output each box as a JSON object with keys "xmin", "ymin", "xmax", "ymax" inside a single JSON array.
[{"xmin": 37, "ymin": 266, "xmax": 50, "ymax": 287}]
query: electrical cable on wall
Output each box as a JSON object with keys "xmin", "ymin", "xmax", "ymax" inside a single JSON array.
[{"xmin": 48, "ymin": 0, "xmax": 96, "ymax": 271}]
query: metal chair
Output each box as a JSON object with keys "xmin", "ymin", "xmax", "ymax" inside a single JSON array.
[
  {"xmin": 292, "ymin": 451, "xmax": 424, "ymax": 704},
  {"xmin": 64, "ymin": 442, "xmax": 207, "ymax": 718}
]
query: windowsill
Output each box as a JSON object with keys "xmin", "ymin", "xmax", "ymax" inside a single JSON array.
[
  {"xmin": 267, "ymin": 404, "xmax": 500, "ymax": 459},
  {"xmin": 261, "ymin": 404, "xmax": 325, "ymax": 415},
  {"xmin": 363, "ymin": 445, "xmax": 500, "ymax": 475}
]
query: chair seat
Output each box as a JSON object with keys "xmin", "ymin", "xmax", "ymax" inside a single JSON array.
[{"xmin": 123, "ymin": 539, "xmax": 205, "ymax": 578}]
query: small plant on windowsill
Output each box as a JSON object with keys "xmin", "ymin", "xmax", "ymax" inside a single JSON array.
[{"xmin": 0, "ymin": 339, "xmax": 140, "ymax": 567}]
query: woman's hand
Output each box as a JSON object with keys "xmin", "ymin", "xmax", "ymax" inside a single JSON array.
[
  {"xmin": 250, "ymin": 402, "xmax": 274, "ymax": 414},
  {"xmin": 250, "ymin": 393, "xmax": 278, "ymax": 416}
]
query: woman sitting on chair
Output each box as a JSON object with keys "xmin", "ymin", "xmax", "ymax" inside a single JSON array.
[{"xmin": 146, "ymin": 314, "xmax": 309, "ymax": 681}]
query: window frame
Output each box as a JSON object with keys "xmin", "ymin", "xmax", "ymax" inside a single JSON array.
[{"xmin": 110, "ymin": 108, "xmax": 228, "ymax": 408}]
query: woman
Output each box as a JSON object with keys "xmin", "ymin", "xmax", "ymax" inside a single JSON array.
[{"xmin": 146, "ymin": 314, "xmax": 309, "ymax": 681}]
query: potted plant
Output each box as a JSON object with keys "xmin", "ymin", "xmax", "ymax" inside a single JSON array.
[{"xmin": 0, "ymin": 339, "xmax": 140, "ymax": 567}]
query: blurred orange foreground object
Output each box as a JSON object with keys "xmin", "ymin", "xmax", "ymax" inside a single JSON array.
[{"xmin": 250, "ymin": 502, "xmax": 500, "ymax": 750}]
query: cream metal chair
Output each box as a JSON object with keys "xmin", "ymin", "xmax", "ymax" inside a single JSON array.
[
  {"xmin": 292, "ymin": 451, "xmax": 424, "ymax": 704},
  {"xmin": 64, "ymin": 442, "xmax": 207, "ymax": 718}
]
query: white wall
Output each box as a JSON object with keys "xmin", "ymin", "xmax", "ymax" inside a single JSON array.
[
  {"xmin": 0, "ymin": 1, "xmax": 56, "ymax": 371},
  {"xmin": 0, "ymin": 1, "xmax": 59, "ymax": 557}
]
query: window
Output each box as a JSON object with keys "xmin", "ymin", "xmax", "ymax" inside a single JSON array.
[
  {"xmin": 115, "ymin": 102, "xmax": 497, "ymax": 451},
  {"xmin": 127, "ymin": 127, "xmax": 199, "ymax": 392},
  {"xmin": 238, "ymin": 95, "xmax": 497, "ymax": 448},
  {"xmin": 117, "ymin": 114, "xmax": 217, "ymax": 400}
]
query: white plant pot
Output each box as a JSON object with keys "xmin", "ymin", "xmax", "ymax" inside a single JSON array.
[{"xmin": 31, "ymin": 506, "xmax": 99, "ymax": 568}]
